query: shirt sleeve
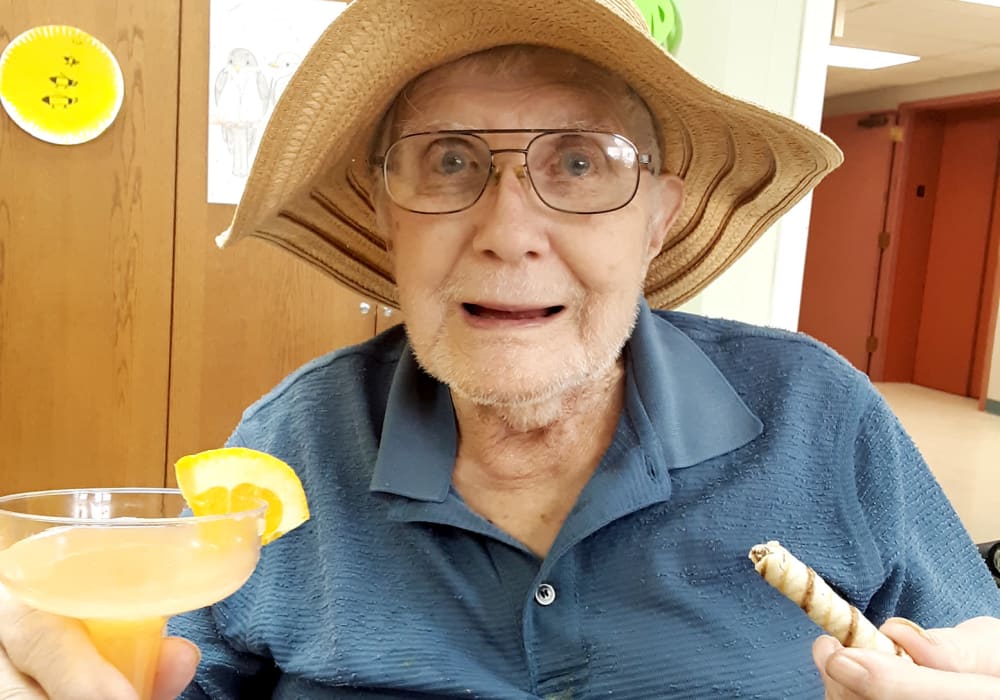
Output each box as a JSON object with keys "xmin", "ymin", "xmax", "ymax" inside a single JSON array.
[
  {"xmin": 169, "ymin": 605, "xmax": 278, "ymax": 699},
  {"xmin": 851, "ymin": 386, "xmax": 1000, "ymax": 626}
]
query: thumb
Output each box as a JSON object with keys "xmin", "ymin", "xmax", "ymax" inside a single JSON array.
[
  {"xmin": 881, "ymin": 617, "xmax": 1000, "ymax": 676},
  {"xmin": 151, "ymin": 637, "xmax": 200, "ymax": 700}
]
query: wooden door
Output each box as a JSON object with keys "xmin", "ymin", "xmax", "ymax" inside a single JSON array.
[
  {"xmin": 375, "ymin": 305, "xmax": 404, "ymax": 335},
  {"xmin": 165, "ymin": 0, "xmax": 378, "ymax": 477},
  {"xmin": 879, "ymin": 110, "xmax": 945, "ymax": 383},
  {"xmin": 799, "ymin": 112, "xmax": 897, "ymax": 372},
  {"xmin": 0, "ymin": 2, "xmax": 180, "ymax": 492},
  {"xmin": 913, "ymin": 110, "xmax": 1000, "ymax": 397},
  {"xmin": 978, "ymin": 145, "xmax": 1000, "ymax": 407}
]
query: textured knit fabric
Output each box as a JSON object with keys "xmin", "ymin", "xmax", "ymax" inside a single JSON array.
[{"xmin": 170, "ymin": 301, "xmax": 1000, "ymax": 699}]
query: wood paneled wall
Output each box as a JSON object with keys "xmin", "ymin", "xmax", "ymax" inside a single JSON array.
[
  {"xmin": 165, "ymin": 0, "xmax": 377, "ymax": 478},
  {"xmin": 0, "ymin": 1, "xmax": 180, "ymax": 492},
  {"xmin": 1, "ymin": 0, "xmax": 386, "ymax": 494}
]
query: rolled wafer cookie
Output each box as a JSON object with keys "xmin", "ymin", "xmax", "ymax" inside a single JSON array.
[{"xmin": 749, "ymin": 540, "xmax": 910, "ymax": 659}]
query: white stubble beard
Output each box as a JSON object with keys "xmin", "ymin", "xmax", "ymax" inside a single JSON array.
[{"xmin": 406, "ymin": 270, "xmax": 644, "ymax": 432}]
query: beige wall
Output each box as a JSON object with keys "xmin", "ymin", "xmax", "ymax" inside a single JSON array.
[{"xmin": 671, "ymin": 0, "xmax": 835, "ymax": 330}]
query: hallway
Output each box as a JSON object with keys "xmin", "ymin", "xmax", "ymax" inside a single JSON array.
[{"xmin": 876, "ymin": 382, "xmax": 1000, "ymax": 545}]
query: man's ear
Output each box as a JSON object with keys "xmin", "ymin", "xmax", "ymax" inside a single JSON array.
[{"xmin": 645, "ymin": 174, "xmax": 684, "ymax": 262}]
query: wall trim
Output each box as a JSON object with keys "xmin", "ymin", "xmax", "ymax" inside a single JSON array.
[{"xmin": 987, "ymin": 399, "xmax": 1000, "ymax": 417}]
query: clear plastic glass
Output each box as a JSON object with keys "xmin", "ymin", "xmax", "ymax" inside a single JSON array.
[{"xmin": 0, "ymin": 488, "xmax": 265, "ymax": 699}]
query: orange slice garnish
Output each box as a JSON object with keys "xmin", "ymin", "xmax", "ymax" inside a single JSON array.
[{"xmin": 175, "ymin": 447, "xmax": 309, "ymax": 545}]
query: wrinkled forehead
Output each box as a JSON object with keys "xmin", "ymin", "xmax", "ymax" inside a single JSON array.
[{"xmin": 388, "ymin": 46, "xmax": 638, "ymax": 135}]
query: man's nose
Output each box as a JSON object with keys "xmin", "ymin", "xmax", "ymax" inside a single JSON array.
[{"xmin": 470, "ymin": 160, "xmax": 551, "ymax": 262}]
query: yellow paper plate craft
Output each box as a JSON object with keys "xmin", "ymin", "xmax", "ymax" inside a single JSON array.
[{"xmin": 0, "ymin": 25, "xmax": 124, "ymax": 145}]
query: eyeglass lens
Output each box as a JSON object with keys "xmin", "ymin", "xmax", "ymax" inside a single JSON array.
[{"xmin": 383, "ymin": 131, "xmax": 643, "ymax": 214}]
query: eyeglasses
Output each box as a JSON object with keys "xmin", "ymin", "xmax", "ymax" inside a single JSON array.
[{"xmin": 374, "ymin": 129, "xmax": 654, "ymax": 215}]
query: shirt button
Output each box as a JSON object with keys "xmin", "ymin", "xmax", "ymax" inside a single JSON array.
[{"xmin": 534, "ymin": 583, "xmax": 556, "ymax": 606}]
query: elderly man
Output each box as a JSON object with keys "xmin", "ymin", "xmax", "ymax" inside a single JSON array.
[{"xmin": 2, "ymin": 1, "xmax": 1000, "ymax": 698}]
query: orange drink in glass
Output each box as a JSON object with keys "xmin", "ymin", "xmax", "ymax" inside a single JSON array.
[{"xmin": 0, "ymin": 488, "xmax": 265, "ymax": 699}]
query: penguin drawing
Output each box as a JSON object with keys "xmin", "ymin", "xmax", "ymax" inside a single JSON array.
[{"xmin": 213, "ymin": 48, "xmax": 271, "ymax": 177}]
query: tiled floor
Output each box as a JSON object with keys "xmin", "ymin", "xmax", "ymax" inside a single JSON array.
[{"xmin": 875, "ymin": 382, "xmax": 1000, "ymax": 545}]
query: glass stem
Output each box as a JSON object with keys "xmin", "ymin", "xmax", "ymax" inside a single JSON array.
[{"xmin": 82, "ymin": 616, "xmax": 167, "ymax": 700}]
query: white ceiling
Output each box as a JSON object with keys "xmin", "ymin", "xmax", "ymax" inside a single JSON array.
[{"xmin": 825, "ymin": 0, "xmax": 1000, "ymax": 96}]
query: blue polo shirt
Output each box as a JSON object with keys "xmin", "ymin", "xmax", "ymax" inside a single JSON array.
[{"xmin": 172, "ymin": 301, "xmax": 1000, "ymax": 698}]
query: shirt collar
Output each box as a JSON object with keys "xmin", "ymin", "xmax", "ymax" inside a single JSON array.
[
  {"xmin": 370, "ymin": 299, "xmax": 762, "ymax": 503},
  {"xmin": 369, "ymin": 348, "xmax": 457, "ymax": 501},
  {"xmin": 624, "ymin": 299, "xmax": 763, "ymax": 470}
]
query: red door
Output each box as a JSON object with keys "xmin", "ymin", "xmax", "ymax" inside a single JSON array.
[
  {"xmin": 913, "ymin": 110, "xmax": 1000, "ymax": 396},
  {"xmin": 972, "ymin": 151, "xmax": 1000, "ymax": 401},
  {"xmin": 799, "ymin": 112, "xmax": 898, "ymax": 372}
]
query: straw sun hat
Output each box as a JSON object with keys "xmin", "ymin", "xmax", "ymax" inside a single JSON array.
[{"xmin": 218, "ymin": 0, "xmax": 843, "ymax": 310}]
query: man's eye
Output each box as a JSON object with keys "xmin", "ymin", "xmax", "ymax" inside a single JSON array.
[
  {"xmin": 438, "ymin": 151, "xmax": 468, "ymax": 175},
  {"xmin": 561, "ymin": 152, "xmax": 593, "ymax": 177}
]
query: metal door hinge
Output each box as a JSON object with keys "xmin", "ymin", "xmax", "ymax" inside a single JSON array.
[{"xmin": 878, "ymin": 232, "xmax": 891, "ymax": 250}]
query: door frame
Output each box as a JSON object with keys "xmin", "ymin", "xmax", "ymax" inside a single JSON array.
[
  {"xmin": 977, "ymin": 140, "xmax": 1000, "ymax": 409},
  {"xmin": 868, "ymin": 89, "xmax": 1000, "ymax": 400}
]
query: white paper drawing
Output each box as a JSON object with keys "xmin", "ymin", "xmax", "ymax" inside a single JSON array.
[
  {"xmin": 268, "ymin": 52, "xmax": 302, "ymax": 112},
  {"xmin": 208, "ymin": 0, "xmax": 347, "ymax": 204},
  {"xmin": 214, "ymin": 48, "xmax": 271, "ymax": 177}
]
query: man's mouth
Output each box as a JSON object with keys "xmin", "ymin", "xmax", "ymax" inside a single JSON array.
[{"xmin": 462, "ymin": 303, "xmax": 565, "ymax": 321}]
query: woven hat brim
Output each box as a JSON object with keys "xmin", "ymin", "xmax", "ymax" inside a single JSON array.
[{"xmin": 221, "ymin": 0, "xmax": 843, "ymax": 310}]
